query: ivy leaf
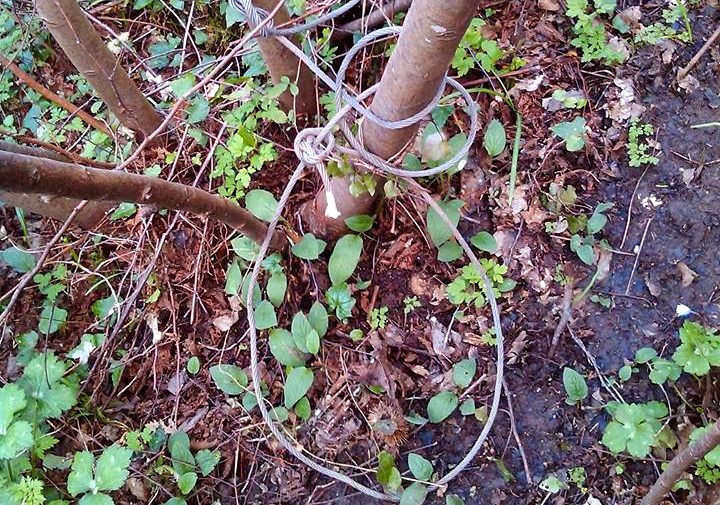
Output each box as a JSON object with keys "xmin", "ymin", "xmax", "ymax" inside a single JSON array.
[
  {"xmin": 427, "ymin": 391, "xmax": 458, "ymax": 423},
  {"xmin": 245, "ymin": 189, "xmax": 278, "ymax": 222},
  {"xmin": 328, "ymin": 235, "xmax": 363, "ymax": 285},
  {"xmin": 253, "ymin": 300, "xmax": 277, "ymax": 330},
  {"xmin": 563, "ymin": 367, "xmax": 588, "ymax": 404},
  {"xmin": 345, "ymin": 215, "xmax": 374, "ymax": 233},
  {"xmin": 291, "ymin": 233, "xmax": 327, "ymax": 260},
  {"xmin": 196, "ymin": 449, "xmax": 221, "ymax": 476},
  {"xmin": 266, "ymin": 272, "xmax": 287, "ymax": 307},
  {"xmin": 284, "ymin": 367, "xmax": 314, "ymax": 408},
  {"xmin": 308, "ymin": 301, "xmax": 328, "ymax": 338},
  {"xmin": 210, "ymin": 364, "xmax": 248, "ymax": 395},
  {"xmin": 551, "ymin": 117, "xmax": 586, "ymax": 152},
  {"xmin": 426, "ymin": 200, "xmax": 463, "ymax": 247},
  {"xmin": 470, "ymin": 231, "xmax": 497, "ymax": 253},
  {"xmin": 401, "ymin": 483, "xmax": 428, "ymax": 505},
  {"xmin": 95, "ymin": 445, "xmax": 133, "ymax": 491},
  {"xmin": 483, "ymin": 119, "xmax": 507, "ymax": 157},
  {"xmin": 452, "ymin": 359, "xmax": 476, "ymax": 389},
  {"xmin": 408, "ymin": 453, "xmax": 433, "ymax": 480},
  {"xmin": 0, "ymin": 246, "xmax": 36, "ymax": 273},
  {"xmin": 269, "ymin": 329, "xmax": 307, "ymax": 367}
]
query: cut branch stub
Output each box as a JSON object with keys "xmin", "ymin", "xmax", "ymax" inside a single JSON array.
[
  {"xmin": 250, "ymin": 0, "xmax": 316, "ymax": 116},
  {"xmin": 35, "ymin": 0, "xmax": 162, "ymax": 140},
  {"xmin": 0, "ymin": 150, "xmax": 280, "ymax": 247}
]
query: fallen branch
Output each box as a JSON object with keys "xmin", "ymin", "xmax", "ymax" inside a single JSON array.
[
  {"xmin": 641, "ymin": 420, "xmax": 720, "ymax": 505},
  {"xmin": 331, "ymin": 0, "xmax": 412, "ymax": 40},
  {"xmin": 0, "ymin": 150, "xmax": 279, "ymax": 247},
  {"xmin": 677, "ymin": 23, "xmax": 720, "ymax": 82},
  {"xmin": 0, "ymin": 54, "xmax": 113, "ymax": 137}
]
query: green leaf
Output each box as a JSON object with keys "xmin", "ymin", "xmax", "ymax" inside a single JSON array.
[
  {"xmin": 178, "ymin": 471, "xmax": 197, "ymax": 494},
  {"xmin": 618, "ymin": 365, "xmax": 632, "ymax": 381},
  {"xmin": 551, "ymin": 117, "xmax": 586, "ymax": 152},
  {"xmin": 345, "ymin": 215, "xmax": 374, "ymax": 233},
  {"xmin": 0, "ymin": 383, "xmax": 26, "ymax": 433},
  {"xmin": 231, "ymin": 235, "xmax": 259, "ymax": 261},
  {"xmin": 18, "ymin": 352, "xmax": 77, "ymax": 420},
  {"xmin": 164, "ymin": 498, "xmax": 188, "ymax": 505},
  {"xmin": 427, "ymin": 391, "xmax": 458, "ymax": 423},
  {"xmin": 470, "ymin": 231, "xmax": 497, "ymax": 253},
  {"xmin": 210, "ymin": 364, "xmax": 248, "ymax": 395},
  {"xmin": 254, "ymin": 300, "xmax": 277, "ymax": 330},
  {"xmin": 95, "ymin": 445, "xmax": 132, "ymax": 491},
  {"xmin": 437, "ymin": 241, "xmax": 463, "ymax": 262},
  {"xmin": 0, "ymin": 420, "xmax": 33, "ymax": 459},
  {"xmin": 109, "ymin": 202, "xmax": 137, "ymax": 221},
  {"xmin": 67, "ymin": 451, "xmax": 94, "ymax": 497},
  {"xmin": 401, "ymin": 482, "xmax": 428, "ymax": 505},
  {"xmin": 170, "ymin": 73, "xmax": 195, "ymax": 97},
  {"xmin": 245, "ymin": 189, "xmax": 278, "ymax": 222},
  {"xmin": 79, "ymin": 493, "xmax": 114, "ymax": 505},
  {"xmin": 224, "ymin": 260, "xmax": 243, "ymax": 296},
  {"xmin": 452, "ymin": 358, "xmax": 477, "ymax": 388},
  {"xmin": 269, "ymin": 329, "xmax": 307, "ymax": 367},
  {"xmin": 446, "ymin": 494, "xmax": 465, "ymax": 505},
  {"xmin": 38, "ymin": 304, "xmax": 68, "ymax": 335},
  {"xmin": 483, "ymin": 119, "xmax": 507, "ymax": 157},
  {"xmin": 186, "ymin": 357, "xmax": 200, "ymax": 375},
  {"xmin": 294, "ymin": 396, "xmax": 311, "ymax": 421},
  {"xmin": 635, "ymin": 347, "xmax": 658, "ymax": 363},
  {"xmin": 328, "ymin": 235, "xmax": 363, "ymax": 285},
  {"xmin": 408, "ymin": 453, "xmax": 433, "ymax": 480},
  {"xmin": 563, "ymin": 367, "xmax": 588, "ymax": 404},
  {"xmin": 186, "ymin": 95, "xmax": 210, "ymax": 123},
  {"xmin": 196, "ymin": 449, "xmax": 220, "ymax": 476},
  {"xmin": 0, "ymin": 247, "xmax": 35, "ymax": 273},
  {"xmin": 377, "ymin": 451, "xmax": 400, "ymax": 489},
  {"xmin": 593, "ymin": 0, "xmax": 616, "ymax": 14},
  {"xmin": 168, "ymin": 431, "xmax": 195, "ymax": 475},
  {"xmin": 426, "ymin": 200, "xmax": 463, "ymax": 247},
  {"xmin": 266, "ymin": 272, "xmax": 287, "ymax": 307},
  {"xmin": 291, "ymin": 312, "xmax": 318, "ymax": 354},
  {"xmin": 291, "ymin": 234, "xmax": 326, "ymax": 260},
  {"xmin": 308, "ymin": 301, "xmax": 328, "ymax": 337},
  {"xmin": 284, "ymin": 367, "xmax": 314, "ymax": 408},
  {"xmin": 586, "ymin": 211, "xmax": 608, "ymax": 235},
  {"xmin": 459, "ymin": 398, "xmax": 476, "ymax": 416}
]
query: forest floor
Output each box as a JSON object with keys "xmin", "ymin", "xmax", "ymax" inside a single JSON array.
[{"xmin": 1, "ymin": 0, "xmax": 720, "ymax": 504}]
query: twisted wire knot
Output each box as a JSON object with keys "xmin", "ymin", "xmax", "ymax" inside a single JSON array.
[
  {"xmin": 293, "ymin": 127, "xmax": 336, "ymax": 166},
  {"xmin": 228, "ymin": 0, "xmax": 274, "ymax": 35}
]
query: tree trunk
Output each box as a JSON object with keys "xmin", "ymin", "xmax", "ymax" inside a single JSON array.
[
  {"xmin": 0, "ymin": 141, "xmax": 111, "ymax": 228},
  {"xmin": 251, "ymin": 0, "xmax": 316, "ymax": 116},
  {"xmin": 640, "ymin": 421, "xmax": 720, "ymax": 505},
  {"xmin": 34, "ymin": 0, "xmax": 162, "ymax": 140},
  {"xmin": 305, "ymin": 0, "xmax": 480, "ymax": 237},
  {"xmin": 0, "ymin": 150, "xmax": 278, "ymax": 247}
]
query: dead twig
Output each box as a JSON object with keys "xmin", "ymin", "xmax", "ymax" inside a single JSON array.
[
  {"xmin": 502, "ymin": 378, "xmax": 532, "ymax": 485},
  {"xmin": 332, "ymin": 0, "xmax": 413, "ymax": 40},
  {"xmin": 549, "ymin": 279, "xmax": 575, "ymax": 357},
  {"xmin": 625, "ymin": 218, "xmax": 653, "ymax": 295},
  {"xmin": 677, "ymin": 23, "xmax": 720, "ymax": 82}
]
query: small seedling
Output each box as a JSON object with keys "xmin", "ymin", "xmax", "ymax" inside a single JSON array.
[
  {"xmin": 626, "ymin": 119, "xmax": 659, "ymax": 167},
  {"xmin": 601, "ymin": 401, "xmax": 668, "ymax": 457},
  {"xmin": 403, "ymin": 296, "xmax": 421, "ymax": 315},
  {"xmin": 369, "ymin": 306, "xmax": 389, "ymax": 330}
]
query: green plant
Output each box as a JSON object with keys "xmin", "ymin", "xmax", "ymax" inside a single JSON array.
[
  {"xmin": 550, "ymin": 89, "xmax": 588, "ymax": 109},
  {"xmin": 566, "ymin": 0, "xmax": 625, "ymax": 64},
  {"xmin": 370, "ymin": 306, "xmax": 389, "ymax": 330},
  {"xmin": 672, "ymin": 321, "xmax": 720, "ymax": 375},
  {"xmin": 67, "ymin": 445, "xmax": 133, "ymax": 504},
  {"xmin": 631, "ymin": 347, "xmax": 682, "ymax": 385},
  {"xmin": 562, "ymin": 367, "xmax": 588, "ymax": 405},
  {"xmin": 568, "ymin": 202, "xmax": 613, "ymax": 265},
  {"xmin": 601, "ymin": 401, "xmax": 668, "ymax": 457},
  {"xmin": 634, "ymin": 2, "xmax": 692, "ymax": 45},
  {"xmin": 690, "ymin": 425, "xmax": 720, "ymax": 483},
  {"xmin": 626, "ymin": 119, "xmax": 660, "ymax": 167},
  {"xmin": 452, "ymin": 18, "xmax": 524, "ymax": 76},
  {"xmin": 403, "ymin": 296, "xmax": 421, "ymax": 315},
  {"xmin": 551, "ymin": 117, "xmax": 586, "ymax": 152},
  {"xmin": 446, "ymin": 259, "xmax": 515, "ymax": 308}
]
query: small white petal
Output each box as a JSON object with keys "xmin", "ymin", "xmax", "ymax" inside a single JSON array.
[{"xmin": 676, "ymin": 304, "xmax": 692, "ymax": 317}]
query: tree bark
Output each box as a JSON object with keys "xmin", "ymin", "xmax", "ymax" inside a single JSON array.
[
  {"xmin": 0, "ymin": 150, "xmax": 279, "ymax": 247},
  {"xmin": 34, "ymin": 0, "xmax": 162, "ymax": 140},
  {"xmin": 251, "ymin": 0, "xmax": 316, "ymax": 116},
  {"xmin": 331, "ymin": 0, "xmax": 413, "ymax": 41},
  {"xmin": 305, "ymin": 0, "xmax": 480, "ymax": 237},
  {"xmin": 0, "ymin": 141, "xmax": 111, "ymax": 228},
  {"xmin": 640, "ymin": 421, "xmax": 720, "ymax": 505}
]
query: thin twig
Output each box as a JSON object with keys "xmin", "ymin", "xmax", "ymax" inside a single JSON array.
[
  {"xmin": 502, "ymin": 378, "xmax": 532, "ymax": 485},
  {"xmin": 677, "ymin": 23, "xmax": 720, "ymax": 81},
  {"xmin": 625, "ymin": 218, "xmax": 653, "ymax": 295},
  {"xmin": 620, "ymin": 165, "xmax": 650, "ymax": 251},
  {"xmin": 549, "ymin": 279, "xmax": 575, "ymax": 357}
]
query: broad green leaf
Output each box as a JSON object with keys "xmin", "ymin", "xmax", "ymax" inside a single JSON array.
[
  {"xmin": 284, "ymin": 367, "xmax": 314, "ymax": 408},
  {"xmin": 426, "ymin": 199, "xmax": 463, "ymax": 247},
  {"xmin": 401, "ymin": 482, "xmax": 428, "ymax": 505},
  {"xmin": 291, "ymin": 312, "xmax": 316, "ymax": 353},
  {"xmin": 0, "ymin": 247, "xmax": 35, "ymax": 273},
  {"xmin": 254, "ymin": 300, "xmax": 277, "ymax": 330},
  {"xmin": 483, "ymin": 119, "xmax": 507, "ymax": 157},
  {"xmin": 178, "ymin": 471, "xmax": 197, "ymax": 494},
  {"xmin": 563, "ymin": 367, "xmax": 588, "ymax": 404},
  {"xmin": 593, "ymin": 0, "xmax": 616, "ymax": 14},
  {"xmin": 405, "ymin": 413, "xmax": 428, "ymax": 426},
  {"xmin": 67, "ymin": 451, "xmax": 94, "ymax": 496},
  {"xmin": 308, "ymin": 301, "xmax": 328, "ymax": 337},
  {"xmin": 186, "ymin": 356, "xmax": 200, "ymax": 375},
  {"xmin": 437, "ymin": 241, "xmax": 463, "ymax": 262},
  {"xmin": 291, "ymin": 234, "xmax": 326, "ymax": 260},
  {"xmin": 266, "ymin": 272, "xmax": 287, "ymax": 307},
  {"xmin": 328, "ymin": 235, "xmax": 363, "ymax": 285},
  {"xmin": 446, "ymin": 494, "xmax": 465, "ymax": 505},
  {"xmin": 0, "ymin": 420, "xmax": 33, "ymax": 459},
  {"xmin": 551, "ymin": 117, "xmax": 586, "ymax": 152},
  {"xmin": 95, "ymin": 445, "xmax": 132, "ymax": 491},
  {"xmin": 245, "ymin": 189, "xmax": 278, "ymax": 222},
  {"xmin": 586, "ymin": 212, "xmax": 608, "ymax": 235},
  {"xmin": 408, "ymin": 453, "xmax": 433, "ymax": 480},
  {"xmin": 618, "ymin": 365, "xmax": 632, "ymax": 381},
  {"xmin": 186, "ymin": 96, "xmax": 210, "ymax": 123},
  {"xmin": 452, "ymin": 358, "xmax": 476, "ymax": 388},
  {"xmin": 196, "ymin": 449, "xmax": 221, "ymax": 476},
  {"xmin": 210, "ymin": 364, "xmax": 248, "ymax": 395},
  {"xmin": 170, "ymin": 73, "xmax": 195, "ymax": 97},
  {"xmin": 164, "ymin": 498, "xmax": 188, "ymax": 505},
  {"xmin": 109, "ymin": 202, "xmax": 137, "ymax": 221},
  {"xmin": 79, "ymin": 494, "xmax": 113, "ymax": 505},
  {"xmin": 459, "ymin": 398, "xmax": 476, "ymax": 416},
  {"xmin": 427, "ymin": 391, "xmax": 458, "ymax": 423},
  {"xmin": 18, "ymin": 352, "xmax": 77, "ymax": 420},
  {"xmin": 377, "ymin": 450, "xmax": 401, "ymax": 489},
  {"xmin": 269, "ymin": 405, "xmax": 289, "ymax": 422},
  {"xmin": 38, "ymin": 304, "xmax": 68, "ymax": 335},
  {"xmin": 224, "ymin": 259, "xmax": 243, "ymax": 296},
  {"xmin": 470, "ymin": 231, "xmax": 497, "ymax": 253},
  {"xmin": 345, "ymin": 215, "xmax": 374, "ymax": 233},
  {"xmin": 168, "ymin": 431, "xmax": 195, "ymax": 475},
  {"xmin": 635, "ymin": 347, "xmax": 657, "ymax": 363},
  {"xmin": 0, "ymin": 383, "xmax": 26, "ymax": 432},
  {"xmin": 294, "ymin": 396, "xmax": 311, "ymax": 421},
  {"xmin": 269, "ymin": 329, "xmax": 307, "ymax": 367},
  {"xmin": 231, "ymin": 235, "xmax": 259, "ymax": 261}
]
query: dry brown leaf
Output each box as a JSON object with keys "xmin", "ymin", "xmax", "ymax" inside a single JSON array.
[
  {"xmin": 539, "ymin": 0, "xmax": 561, "ymax": 11},
  {"xmin": 677, "ymin": 73, "xmax": 700, "ymax": 93},
  {"xmin": 677, "ymin": 261, "xmax": 698, "ymax": 287},
  {"xmin": 645, "ymin": 276, "xmax": 662, "ymax": 297}
]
